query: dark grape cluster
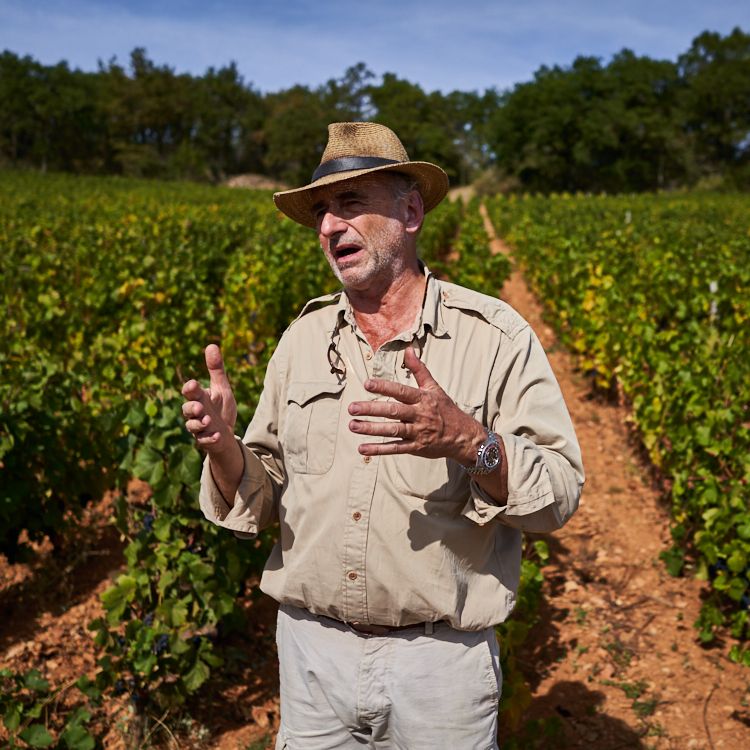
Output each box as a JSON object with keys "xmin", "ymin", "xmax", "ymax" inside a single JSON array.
[{"xmin": 153, "ymin": 634, "xmax": 169, "ymax": 655}]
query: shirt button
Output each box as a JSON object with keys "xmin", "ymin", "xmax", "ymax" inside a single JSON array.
[
  {"xmin": 363, "ymin": 456, "xmax": 371, "ymax": 464},
  {"xmin": 365, "ymin": 351, "xmax": 373, "ymax": 360},
  {"xmin": 352, "ymin": 511, "xmax": 362, "ymax": 521},
  {"xmin": 348, "ymin": 571, "xmax": 358, "ymax": 581}
]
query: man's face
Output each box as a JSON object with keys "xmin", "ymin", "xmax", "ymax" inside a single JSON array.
[{"xmin": 311, "ymin": 174, "xmax": 418, "ymax": 293}]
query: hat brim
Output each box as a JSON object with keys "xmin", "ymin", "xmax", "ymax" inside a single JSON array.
[{"xmin": 273, "ymin": 161, "xmax": 450, "ymax": 228}]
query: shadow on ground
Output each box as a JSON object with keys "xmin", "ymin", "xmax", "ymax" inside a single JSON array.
[
  {"xmin": 0, "ymin": 509, "xmax": 124, "ymax": 652},
  {"xmin": 180, "ymin": 594, "xmax": 281, "ymax": 747},
  {"xmin": 510, "ymin": 680, "xmax": 649, "ymax": 749},
  {"xmin": 505, "ymin": 535, "xmax": 650, "ymax": 749}
]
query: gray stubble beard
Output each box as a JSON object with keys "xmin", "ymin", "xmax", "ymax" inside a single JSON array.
[{"xmin": 325, "ymin": 220, "xmax": 412, "ymax": 294}]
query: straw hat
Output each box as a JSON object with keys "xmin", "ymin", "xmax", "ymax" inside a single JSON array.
[{"xmin": 273, "ymin": 122, "xmax": 450, "ymax": 227}]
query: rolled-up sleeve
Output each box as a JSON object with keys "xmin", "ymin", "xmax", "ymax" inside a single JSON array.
[
  {"xmin": 198, "ymin": 352, "xmax": 286, "ymax": 538},
  {"xmin": 462, "ymin": 325, "xmax": 584, "ymax": 532}
]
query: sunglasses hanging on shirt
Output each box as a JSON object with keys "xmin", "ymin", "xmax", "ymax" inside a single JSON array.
[{"xmin": 327, "ymin": 320, "xmax": 347, "ymax": 384}]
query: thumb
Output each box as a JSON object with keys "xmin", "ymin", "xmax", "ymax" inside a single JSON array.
[
  {"xmin": 403, "ymin": 345, "xmax": 437, "ymax": 390},
  {"xmin": 205, "ymin": 344, "xmax": 231, "ymax": 391}
]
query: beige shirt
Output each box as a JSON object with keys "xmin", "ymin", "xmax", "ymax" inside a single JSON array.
[{"xmin": 200, "ymin": 271, "xmax": 584, "ymax": 630}]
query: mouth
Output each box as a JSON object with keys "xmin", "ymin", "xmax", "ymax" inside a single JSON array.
[{"xmin": 332, "ymin": 243, "xmax": 363, "ymax": 262}]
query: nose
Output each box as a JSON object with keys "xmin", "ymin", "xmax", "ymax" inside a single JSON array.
[{"xmin": 318, "ymin": 208, "xmax": 347, "ymax": 238}]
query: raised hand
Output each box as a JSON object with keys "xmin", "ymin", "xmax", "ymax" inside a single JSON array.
[
  {"xmin": 347, "ymin": 346, "xmax": 486, "ymax": 465},
  {"xmin": 181, "ymin": 344, "xmax": 238, "ymax": 455}
]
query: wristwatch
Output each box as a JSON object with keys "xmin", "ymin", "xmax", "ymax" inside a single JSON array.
[{"xmin": 464, "ymin": 430, "xmax": 502, "ymax": 476}]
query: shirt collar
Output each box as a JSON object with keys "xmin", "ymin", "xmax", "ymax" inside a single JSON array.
[
  {"xmin": 335, "ymin": 263, "xmax": 446, "ymax": 339},
  {"xmin": 421, "ymin": 266, "xmax": 447, "ymax": 337}
]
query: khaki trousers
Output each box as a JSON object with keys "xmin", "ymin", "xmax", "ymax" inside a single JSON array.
[{"xmin": 275, "ymin": 604, "xmax": 501, "ymax": 750}]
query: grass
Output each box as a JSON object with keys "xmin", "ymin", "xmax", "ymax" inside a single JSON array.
[
  {"xmin": 603, "ymin": 637, "xmax": 634, "ymax": 670},
  {"xmin": 601, "ymin": 679, "xmax": 660, "ymax": 722},
  {"xmin": 633, "ymin": 698, "xmax": 659, "ymax": 719}
]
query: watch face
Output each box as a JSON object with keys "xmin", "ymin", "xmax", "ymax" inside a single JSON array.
[{"xmin": 483, "ymin": 443, "xmax": 501, "ymax": 470}]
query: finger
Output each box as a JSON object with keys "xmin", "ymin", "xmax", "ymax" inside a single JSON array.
[
  {"xmin": 403, "ymin": 346, "xmax": 437, "ymax": 390},
  {"xmin": 182, "ymin": 400, "xmax": 205, "ymax": 420},
  {"xmin": 349, "ymin": 419, "xmax": 412, "ymax": 439},
  {"xmin": 182, "ymin": 380, "xmax": 203, "ymax": 401},
  {"xmin": 363, "ymin": 378, "xmax": 421, "ymax": 404},
  {"xmin": 348, "ymin": 400, "xmax": 414, "ymax": 420},
  {"xmin": 185, "ymin": 415, "xmax": 212, "ymax": 434},
  {"xmin": 358, "ymin": 440, "xmax": 416, "ymax": 456},
  {"xmin": 182, "ymin": 379, "xmax": 206, "ymax": 402},
  {"xmin": 195, "ymin": 431, "xmax": 223, "ymax": 446},
  {"xmin": 205, "ymin": 344, "xmax": 231, "ymax": 391}
]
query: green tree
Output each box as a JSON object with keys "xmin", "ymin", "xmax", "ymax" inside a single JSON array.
[
  {"xmin": 488, "ymin": 51, "xmax": 687, "ymax": 192},
  {"xmin": 488, "ymin": 57, "xmax": 609, "ymax": 191},
  {"xmin": 263, "ymin": 85, "xmax": 330, "ymax": 185},
  {"xmin": 262, "ymin": 65, "xmax": 376, "ymax": 184},
  {"xmin": 368, "ymin": 73, "xmax": 463, "ymax": 183},
  {"xmin": 443, "ymin": 88, "xmax": 502, "ymax": 183},
  {"xmin": 0, "ymin": 52, "xmax": 45, "ymax": 165},
  {"xmin": 605, "ymin": 50, "xmax": 686, "ymax": 189},
  {"xmin": 194, "ymin": 63, "xmax": 266, "ymax": 180},
  {"xmin": 320, "ymin": 62, "xmax": 376, "ymax": 121},
  {"xmin": 678, "ymin": 28, "xmax": 750, "ymax": 185}
]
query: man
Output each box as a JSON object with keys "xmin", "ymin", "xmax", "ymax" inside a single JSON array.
[{"xmin": 182, "ymin": 122, "xmax": 583, "ymax": 749}]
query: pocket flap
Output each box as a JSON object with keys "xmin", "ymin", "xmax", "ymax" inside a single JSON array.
[{"xmin": 287, "ymin": 380, "xmax": 345, "ymax": 408}]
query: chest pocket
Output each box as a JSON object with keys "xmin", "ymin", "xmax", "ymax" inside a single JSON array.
[
  {"xmin": 283, "ymin": 381, "xmax": 345, "ymax": 475},
  {"xmin": 392, "ymin": 401, "xmax": 484, "ymax": 502}
]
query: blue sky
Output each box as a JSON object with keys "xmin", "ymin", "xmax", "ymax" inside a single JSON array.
[{"xmin": 1, "ymin": 1, "xmax": 748, "ymax": 93}]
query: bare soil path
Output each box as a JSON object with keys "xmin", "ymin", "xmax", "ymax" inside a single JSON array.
[{"xmin": 481, "ymin": 204, "xmax": 750, "ymax": 749}]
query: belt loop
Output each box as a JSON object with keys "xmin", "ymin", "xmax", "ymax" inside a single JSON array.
[{"xmin": 425, "ymin": 622, "xmax": 434, "ymax": 635}]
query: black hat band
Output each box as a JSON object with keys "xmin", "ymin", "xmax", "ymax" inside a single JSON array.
[{"xmin": 312, "ymin": 156, "xmax": 400, "ymax": 183}]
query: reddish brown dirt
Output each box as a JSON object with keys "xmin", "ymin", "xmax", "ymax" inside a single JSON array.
[
  {"xmin": 0, "ymin": 491, "xmax": 280, "ymax": 750},
  {"xmin": 2, "ymin": 205, "xmax": 749, "ymax": 749}
]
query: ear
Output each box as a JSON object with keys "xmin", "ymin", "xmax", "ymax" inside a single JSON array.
[{"xmin": 403, "ymin": 189, "xmax": 424, "ymax": 236}]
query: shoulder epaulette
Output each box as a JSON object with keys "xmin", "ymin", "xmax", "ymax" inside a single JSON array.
[
  {"xmin": 438, "ymin": 281, "xmax": 528, "ymax": 339},
  {"xmin": 292, "ymin": 291, "xmax": 343, "ymax": 323}
]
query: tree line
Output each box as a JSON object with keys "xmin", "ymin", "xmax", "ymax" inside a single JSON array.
[{"xmin": 1, "ymin": 28, "xmax": 748, "ymax": 193}]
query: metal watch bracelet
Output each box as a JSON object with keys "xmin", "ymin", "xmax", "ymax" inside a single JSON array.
[{"xmin": 464, "ymin": 430, "xmax": 501, "ymax": 476}]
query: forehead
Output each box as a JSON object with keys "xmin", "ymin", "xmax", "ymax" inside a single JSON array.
[{"xmin": 310, "ymin": 174, "xmax": 396, "ymax": 208}]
